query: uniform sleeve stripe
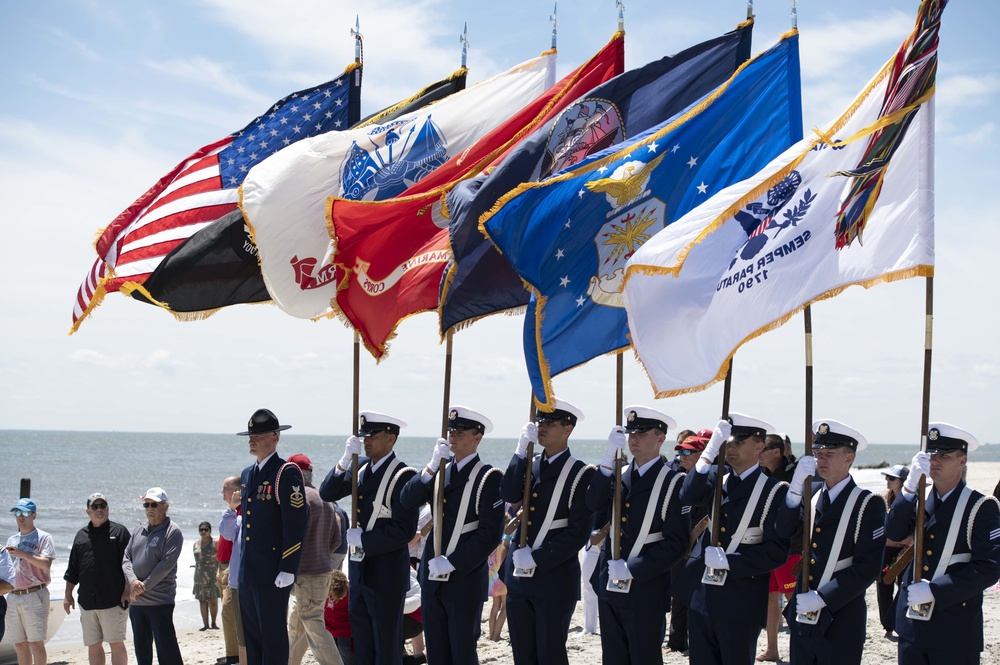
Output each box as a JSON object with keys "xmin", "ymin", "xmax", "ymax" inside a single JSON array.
[
  {"xmin": 872, "ymin": 527, "xmax": 885, "ymax": 540},
  {"xmin": 990, "ymin": 528, "xmax": 1000, "ymax": 540},
  {"xmin": 681, "ymin": 506, "xmax": 691, "ymax": 514},
  {"xmin": 282, "ymin": 543, "xmax": 301, "ymax": 558}
]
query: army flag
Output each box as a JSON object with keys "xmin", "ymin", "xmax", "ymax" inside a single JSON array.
[
  {"xmin": 623, "ymin": 0, "xmax": 941, "ymax": 397},
  {"xmin": 70, "ymin": 63, "xmax": 362, "ymax": 333},
  {"xmin": 326, "ymin": 33, "xmax": 625, "ymax": 358},
  {"xmin": 131, "ymin": 69, "xmax": 469, "ymax": 318},
  {"xmin": 439, "ymin": 21, "xmax": 754, "ymax": 337},
  {"xmin": 482, "ymin": 32, "xmax": 803, "ymax": 408},
  {"xmin": 241, "ymin": 52, "xmax": 558, "ymax": 321}
]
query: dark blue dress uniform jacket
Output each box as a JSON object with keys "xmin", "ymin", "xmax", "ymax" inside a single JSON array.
[
  {"xmin": 887, "ymin": 480, "xmax": 1000, "ymax": 655},
  {"xmin": 673, "ymin": 465, "xmax": 791, "ymax": 628},
  {"xmin": 239, "ymin": 454, "xmax": 308, "ymax": 584},
  {"xmin": 498, "ymin": 451, "xmax": 596, "ymax": 597},
  {"xmin": 399, "ymin": 456, "xmax": 504, "ymax": 600},
  {"xmin": 585, "ymin": 459, "xmax": 689, "ymax": 611},
  {"xmin": 781, "ymin": 478, "xmax": 887, "ymax": 663}
]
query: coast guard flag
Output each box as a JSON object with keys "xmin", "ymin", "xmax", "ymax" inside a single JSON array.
[
  {"xmin": 623, "ymin": 0, "xmax": 941, "ymax": 397},
  {"xmin": 327, "ymin": 34, "xmax": 625, "ymax": 358},
  {"xmin": 132, "ymin": 69, "xmax": 469, "ymax": 318},
  {"xmin": 439, "ymin": 21, "xmax": 753, "ymax": 337},
  {"xmin": 483, "ymin": 33, "xmax": 802, "ymax": 408},
  {"xmin": 70, "ymin": 63, "xmax": 362, "ymax": 333},
  {"xmin": 242, "ymin": 52, "xmax": 557, "ymax": 320}
]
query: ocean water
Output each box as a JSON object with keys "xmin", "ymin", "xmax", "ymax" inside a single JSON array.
[{"xmin": 2, "ymin": 429, "xmax": 998, "ymax": 647}]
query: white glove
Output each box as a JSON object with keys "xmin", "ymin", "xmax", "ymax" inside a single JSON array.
[
  {"xmin": 906, "ymin": 581, "xmax": 934, "ymax": 606},
  {"xmin": 338, "ymin": 435, "xmax": 364, "ymax": 471},
  {"xmin": 346, "ymin": 527, "xmax": 363, "ymax": 548},
  {"xmin": 789, "ymin": 456, "xmax": 817, "ymax": 496},
  {"xmin": 512, "ymin": 547, "xmax": 537, "ymax": 571},
  {"xmin": 274, "ymin": 572, "xmax": 295, "ymax": 588},
  {"xmin": 602, "ymin": 426, "xmax": 627, "ymax": 470},
  {"xmin": 903, "ymin": 452, "xmax": 930, "ymax": 494},
  {"xmin": 796, "ymin": 590, "xmax": 826, "ymax": 614},
  {"xmin": 607, "ymin": 559, "xmax": 633, "ymax": 581},
  {"xmin": 516, "ymin": 422, "xmax": 538, "ymax": 459},
  {"xmin": 428, "ymin": 438, "xmax": 451, "ymax": 473},
  {"xmin": 704, "ymin": 546, "xmax": 730, "ymax": 571},
  {"xmin": 696, "ymin": 419, "xmax": 731, "ymax": 473},
  {"xmin": 427, "ymin": 555, "xmax": 456, "ymax": 578}
]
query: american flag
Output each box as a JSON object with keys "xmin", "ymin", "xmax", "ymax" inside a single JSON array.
[{"xmin": 70, "ymin": 63, "xmax": 362, "ymax": 333}]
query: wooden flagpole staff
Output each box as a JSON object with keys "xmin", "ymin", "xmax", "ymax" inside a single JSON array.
[
  {"xmin": 608, "ymin": 353, "xmax": 631, "ymax": 592},
  {"xmin": 797, "ymin": 305, "xmax": 819, "ymax": 623},
  {"xmin": 703, "ymin": 358, "xmax": 733, "ymax": 586},
  {"xmin": 350, "ymin": 330, "xmax": 365, "ymax": 562},
  {"xmin": 907, "ymin": 276, "xmax": 934, "ymax": 621},
  {"xmin": 514, "ymin": 397, "xmax": 538, "ymax": 577},
  {"xmin": 429, "ymin": 332, "xmax": 455, "ymax": 581}
]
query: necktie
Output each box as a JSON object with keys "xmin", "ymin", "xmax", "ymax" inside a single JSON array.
[
  {"xmin": 817, "ymin": 490, "xmax": 830, "ymax": 514},
  {"xmin": 539, "ymin": 457, "xmax": 549, "ymax": 476},
  {"xmin": 629, "ymin": 465, "xmax": 640, "ymax": 489},
  {"xmin": 445, "ymin": 458, "xmax": 455, "ymax": 487},
  {"xmin": 727, "ymin": 473, "xmax": 742, "ymax": 494}
]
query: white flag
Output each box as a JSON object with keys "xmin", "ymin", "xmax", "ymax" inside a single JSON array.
[
  {"xmin": 241, "ymin": 53, "xmax": 556, "ymax": 319},
  {"xmin": 623, "ymin": 50, "xmax": 934, "ymax": 397}
]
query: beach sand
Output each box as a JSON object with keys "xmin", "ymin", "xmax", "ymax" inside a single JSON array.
[{"xmin": 43, "ymin": 463, "xmax": 1000, "ymax": 665}]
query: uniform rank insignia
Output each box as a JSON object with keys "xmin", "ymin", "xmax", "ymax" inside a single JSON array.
[{"xmin": 290, "ymin": 486, "xmax": 305, "ymax": 509}]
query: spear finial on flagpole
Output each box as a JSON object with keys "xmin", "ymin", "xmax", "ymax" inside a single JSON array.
[
  {"xmin": 352, "ymin": 15, "xmax": 363, "ymax": 63},
  {"xmin": 747, "ymin": 1, "xmax": 755, "ymax": 20},
  {"xmin": 791, "ymin": 0, "xmax": 798, "ymax": 29},
  {"xmin": 460, "ymin": 22, "xmax": 469, "ymax": 68},
  {"xmin": 550, "ymin": 3, "xmax": 558, "ymax": 50},
  {"xmin": 617, "ymin": 0, "xmax": 625, "ymax": 32}
]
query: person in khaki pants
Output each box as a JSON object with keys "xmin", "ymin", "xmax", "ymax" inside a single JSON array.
[{"xmin": 215, "ymin": 476, "xmax": 240, "ymax": 665}]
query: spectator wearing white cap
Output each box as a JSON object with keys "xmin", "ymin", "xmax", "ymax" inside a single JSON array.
[
  {"xmin": 64, "ymin": 492, "xmax": 132, "ymax": 665},
  {"xmin": 672, "ymin": 413, "xmax": 793, "ymax": 665},
  {"xmin": 320, "ymin": 410, "xmax": 419, "ymax": 665},
  {"xmin": 780, "ymin": 419, "xmax": 887, "ymax": 664},
  {"xmin": 498, "ymin": 398, "xmax": 596, "ymax": 665},
  {"xmin": 122, "ymin": 487, "xmax": 184, "ymax": 665},
  {"xmin": 399, "ymin": 405, "xmax": 504, "ymax": 665},
  {"xmin": 6, "ymin": 497, "xmax": 56, "ymax": 665},
  {"xmin": 887, "ymin": 422, "xmax": 1000, "ymax": 664},
  {"xmin": 585, "ymin": 405, "xmax": 690, "ymax": 664}
]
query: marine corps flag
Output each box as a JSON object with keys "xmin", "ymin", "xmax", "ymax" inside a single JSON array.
[
  {"xmin": 242, "ymin": 52, "xmax": 558, "ymax": 320},
  {"xmin": 439, "ymin": 21, "xmax": 753, "ymax": 337},
  {"xmin": 482, "ymin": 33, "xmax": 803, "ymax": 408},
  {"xmin": 70, "ymin": 63, "xmax": 363, "ymax": 333},
  {"xmin": 327, "ymin": 33, "xmax": 625, "ymax": 358},
  {"xmin": 131, "ymin": 68, "xmax": 469, "ymax": 318},
  {"xmin": 622, "ymin": 1, "xmax": 941, "ymax": 397}
]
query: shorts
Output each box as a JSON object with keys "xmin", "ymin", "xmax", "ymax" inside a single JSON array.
[
  {"xmin": 81, "ymin": 605, "xmax": 129, "ymax": 645},
  {"xmin": 770, "ymin": 554, "xmax": 802, "ymax": 593},
  {"xmin": 230, "ymin": 587, "xmax": 245, "ymax": 647},
  {"xmin": 6, "ymin": 585, "xmax": 50, "ymax": 643}
]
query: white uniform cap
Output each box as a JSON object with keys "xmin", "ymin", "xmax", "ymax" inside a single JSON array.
[
  {"xmin": 812, "ymin": 418, "xmax": 868, "ymax": 452},
  {"xmin": 358, "ymin": 410, "xmax": 407, "ymax": 436},
  {"xmin": 142, "ymin": 487, "xmax": 169, "ymax": 503},
  {"xmin": 623, "ymin": 405, "xmax": 677, "ymax": 433},
  {"xmin": 926, "ymin": 422, "xmax": 979, "ymax": 454},
  {"xmin": 536, "ymin": 398, "xmax": 585, "ymax": 425},
  {"xmin": 448, "ymin": 405, "xmax": 493, "ymax": 435},
  {"xmin": 727, "ymin": 412, "xmax": 774, "ymax": 439}
]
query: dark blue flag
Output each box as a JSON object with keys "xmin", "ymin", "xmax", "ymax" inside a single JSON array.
[
  {"xmin": 482, "ymin": 32, "xmax": 803, "ymax": 408},
  {"xmin": 439, "ymin": 21, "xmax": 753, "ymax": 337}
]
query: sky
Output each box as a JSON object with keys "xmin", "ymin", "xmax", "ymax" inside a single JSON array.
[{"xmin": 1, "ymin": 0, "xmax": 998, "ymax": 446}]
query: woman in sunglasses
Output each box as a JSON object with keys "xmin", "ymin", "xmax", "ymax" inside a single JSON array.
[{"xmin": 193, "ymin": 521, "xmax": 220, "ymax": 631}]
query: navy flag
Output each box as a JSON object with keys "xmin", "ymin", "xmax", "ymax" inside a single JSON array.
[
  {"xmin": 130, "ymin": 69, "xmax": 469, "ymax": 318},
  {"xmin": 482, "ymin": 32, "xmax": 803, "ymax": 408},
  {"xmin": 439, "ymin": 21, "xmax": 753, "ymax": 337}
]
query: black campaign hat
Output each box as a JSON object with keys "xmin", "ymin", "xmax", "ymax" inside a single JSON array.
[{"xmin": 237, "ymin": 408, "xmax": 292, "ymax": 436}]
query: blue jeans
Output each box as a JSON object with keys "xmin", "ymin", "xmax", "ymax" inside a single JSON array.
[{"xmin": 129, "ymin": 603, "xmax": 183, "ymax": 665}]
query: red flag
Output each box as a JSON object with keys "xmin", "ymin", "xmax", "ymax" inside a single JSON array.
[{"xmin": 329, "ymin": 33, "xmax": 625, "ymax": 358}]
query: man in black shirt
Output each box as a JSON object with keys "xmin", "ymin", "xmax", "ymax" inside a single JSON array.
[{"xmin": 63, "ymin": 492, "xmax": 131, "ymax": 665}]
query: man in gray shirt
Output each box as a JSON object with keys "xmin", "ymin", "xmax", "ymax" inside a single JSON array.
[{"xmin": 122, "ymin": 488, "xmax": 184, "ymax": 665}]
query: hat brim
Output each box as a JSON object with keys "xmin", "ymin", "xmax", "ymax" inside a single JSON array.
[{"xmin": 236, "ymin": 424, "xmax": 292, "ymax": 436}]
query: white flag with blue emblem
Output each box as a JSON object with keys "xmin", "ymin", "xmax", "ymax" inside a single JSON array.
[
  {"xmin": 623, "ymin": 5, "xmax": 939, "ymax": 397},
  {"xmin": 241, "ymin": 53, "xmax": 556, "ymax": 319}
]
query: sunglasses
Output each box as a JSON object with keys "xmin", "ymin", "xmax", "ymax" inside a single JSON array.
[
  {"xmin": 679, "ymin": 449, "xmax": 697, "ymax": 457},
  {"xmin": 89, "ymin": 503, "xmax": 108, "ymax": 510},
  {"xmin": 199, "ymin": 528, "xmax": 210, "ymax": 532},
  {"xmin": 142, "ymin": 502, "xmax": 160, "ymax": 509},
  {"xmin": 12, "ymin": 510, "xmax": 34, "ymax": 517}
]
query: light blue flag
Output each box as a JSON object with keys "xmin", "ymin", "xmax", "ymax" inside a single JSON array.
[{"xmin": 482, "ymin": 32, "xmax": 803, "ymax": 408}]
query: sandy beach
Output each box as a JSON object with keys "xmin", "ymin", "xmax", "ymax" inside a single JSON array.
[{"xmin": 41, "ymin": 462, "xmax": 1000, "ymax": 665}]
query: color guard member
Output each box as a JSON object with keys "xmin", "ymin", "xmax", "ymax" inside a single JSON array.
[{"xmin": 585, "ymin": 406, "xmax": 690, "ymax": 665}]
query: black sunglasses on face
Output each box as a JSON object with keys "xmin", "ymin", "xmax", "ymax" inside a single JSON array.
[
  {"xmin": 199, "ymin": 528, "xmax": 210, "ymax": 532},
  {"xmin": 142, "ymin": 502, "xmax": 160, "ymax": 509},
  {"xmin": 90, "ymin": 503, "xmax": 108, "ymax": 510}
]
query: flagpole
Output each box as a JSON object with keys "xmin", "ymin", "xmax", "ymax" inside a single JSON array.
[
  {"xmin": 550, "ymin": 4, "xmax": 558, "ymax": 50},
  {"xmin": 790, "ymin": 0, "xmax": 797, "ymax": 29},
  {"xmin": 611, "ymin": 353, "xmax": 624, "ymax": 559},
  {"xmin": 514, "ymin": 394, "xmax": 537, "ymax": 576},
  {"xmin": 908, "ymin": 276, "xmax": 934, "ymax": 620},
  {"xmin": 748, "ymin": 0, "xmax": 755, "ymax": 21},
  {"xmin": 616, "ymin": 0, "xmax": 624, "ymax": 32},
  {"xmin": 351, "ymin": 16, "xmax": 363, "ymax": 64},
  {"xmin": 459, "ymin": 23, "xmax": 469, "ymax": 68},
  {"xmin": 431, "ymin": 331, "xmax": 454, "ymax": 577},
  {"xmin": 796, "ymin": 305, "xmax": 818, "ymax": 623},
  {"xmin": 349, "ymin": 329, "xmax": 363, "ymax": 561},
  {"xmin": 704, "ymin": 358, "xmax": 733, "ymax": 586}
]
